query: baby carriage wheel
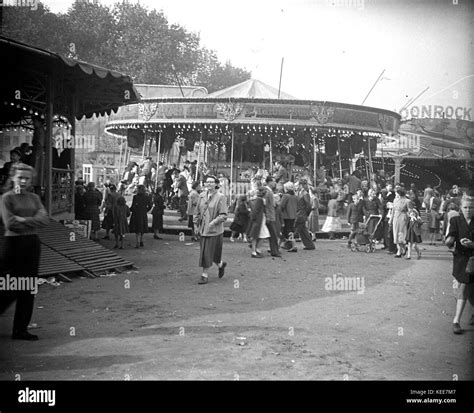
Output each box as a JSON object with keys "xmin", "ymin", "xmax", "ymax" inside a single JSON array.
[
  {"xmin": 351, "ymin": 243, "xmax": 358, "ymax": 252},
  {"xmin": 365, "ymin": 245, "xmax": 371, "ymax": 253},
  {"xmin": 370, "ymin": 243, "xmax": 376, "ymax": 253}
]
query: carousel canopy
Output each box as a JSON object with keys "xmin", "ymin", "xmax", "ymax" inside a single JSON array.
[
  {"xmin": 0, "ymin": 35, "xmax": 140, "ymax": 126},
  {"xmin": 207, "ymin": 79, "xmax": 295, "ymax": 99},
  {"xmin": 104, "ymin": 79, "xmax": 401, "ymax": 165}
]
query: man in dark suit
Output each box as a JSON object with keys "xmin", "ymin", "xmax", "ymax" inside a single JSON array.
[{"xmin": 294, "ymin": 179, "xmax": 315, "ymax": 250}]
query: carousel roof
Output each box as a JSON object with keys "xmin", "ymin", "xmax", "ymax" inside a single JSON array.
[{"xmin": 207, "ymin": 79, "xmax": 296, "ymax": 100}]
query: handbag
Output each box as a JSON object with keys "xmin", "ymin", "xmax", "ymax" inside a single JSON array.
[{"xmin": 466, "ymin": 256, "xmax": 474, "ymax": 276}]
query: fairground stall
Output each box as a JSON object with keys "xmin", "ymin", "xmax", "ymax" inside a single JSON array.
[{"xmin": 0, "ymin": 36, "xmax": 138, "ymax": 278}]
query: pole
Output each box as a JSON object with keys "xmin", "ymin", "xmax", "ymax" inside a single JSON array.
[
  {"xmin": 367, "ymin": 137, "xmax": 374, "ymax": 179},
  {"xmin": 381, "ymin": 143, "xmax": 385, "ymax": 172},
  {"xmin": 361, "ymin": 69, "xmax": 385, "ymax": 105},
  {"xmin": 118, "ymin": 136, "xmax": 123, "ymax": 182},
  {"xmin": 171, "ymin": 64, "xmax": 185, "ymax": 97},
  {"xmin": 278, "ymin": 57, "xmax": 284, "ymax": 99},
  {"xmin": 269, "ymin": 136, "xmax": 273, "ymax": 175},
  {"xmin": 336, "ymin": 135, "xmax": 343, "ymax": 179},
  {"xmin": 141, "ymin": 134, "xmax": 146, "ymax": 159},
  {"xmin": 196, "ymin": 131, "xmax": 202, "ymax": 181},
  {"xmin": 230, "ymin": 126, "xmax": 235, "ymax": 204},
  {"xmin": 399, "ymin": 86, "xmax": 430, "ymax": 113},
  {"xmin": 154, "ymin": 130, "xmax": 162, "ymax": 190},
  {"xmin": 313, "ymin": 135, "xmax": 316, "ymax": 186}
]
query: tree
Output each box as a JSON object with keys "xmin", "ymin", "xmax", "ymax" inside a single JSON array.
[{"xmin": 2, "ymin": 1, "xmax": 250, "ymax": 92}]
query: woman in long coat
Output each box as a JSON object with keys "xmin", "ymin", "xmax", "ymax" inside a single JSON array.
[
  {"xmin": 129, "ymin": 185, "xmax": 153, "ymax": 248},
  {"xmin": 101, "ymin": 184, "xmax": 120, "ymax": 239},
  {"xmin": 194, "ymin": 175, "xmax": 228, "ymax": 284},
  {"xmin": 280, "ymin": 182, "xmax": 298, "ymax": 246},
  {"xmin": 390, "ymin": 188, "xmax": 410, "ymax": 257},
  {"xmin": 428, "ymin": 192, "xmax": 442, "ymax": 245},
  {"xmin": 113, "ymin": 196, "xmax": 130, "ymax": 249},
  {"xmin": 308, "ymin": 187, "xmax": 320, "ymax": 241},
  {"xmin": 82, "ymin": 182, "xmax": 103, "ymax": 241},
  {"xmin": 445, "ymin": 194, "xmax": 474, "ymax": 334},
  {"xmin": 246, "ymin": 189, "xmax": 269, "ymax": 258}
]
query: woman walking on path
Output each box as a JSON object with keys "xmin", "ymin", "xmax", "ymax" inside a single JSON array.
[
  {"xmin": 321, "ymin": 192, "xmax": 342, "ymax": 240},
  {"xmin": 129, "ymin": 185, "xmax": 153, "ymax": 248},
  {"xmin": 364, "ymin": 188, "xmax": 383, "ymax": 240},
  {"xmin": 151, "ymin": 187, "xmax": 165, "ymax": 240},
  {"xmin": 229, "ymin": 195, "xmax": 249, "ymax": 242},
  {"xmin": 390, "ymin": 188, "xmax": 410, "ymax": 258},
  {"xmin": 428, "ymin": 191, "xmax": 442, "ymax": 245},
  {"xmin": 445, "ymin": 193, "xmax": 474, "ymax": 334},
  {"xmin": 309, "ymin": 187, "xmax": 320, "ymax": 241},
  {"xmin": 0, "ymin": 163, "xmax": 49, "ymax": 340},
  {"xmin": 247, "ymin": 189, "xmax": 270, "ymax": 257},
  {"xmin": 280, "ymin": 182, "xmax": 298, "ymax": 249},
  {"xmin": 405, "ymin": 205, "xmax": 423, "ymax": 260},
  {"xmin": 113, "ymin": 196, "xmax": 130, "ymax": 249},
  {"xmin": 83, "ymin": 182, "xmax": 102, "ymax": 241},
  {"xmin": 194, "ymin": 176, "xmax": 228, "ymax": 284},
  {"xmin": 101, "ymin": 184, "xmax": 120, "ymax": 240}
]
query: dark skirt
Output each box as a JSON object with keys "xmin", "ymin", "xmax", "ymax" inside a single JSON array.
[
  {"xmin": 199, "ymin": 234, "xmax": 223, "ymax": 268},
  {"xmin": 152, "ymin": 213, "xmax": 163, "ymax": 231},
  {"xmin": 230, "ymin": 221, "xmax": 245, "ymax": 234},
  {"xmin": 102, "ymin": 211, "xmax": 114, "ymax": 230},
  {"xmin": 406, "ymin": 229, "xmax": 422, "ymax": 244},
  {"xmin": 129, "ymin": 212, "xmax": 148, "ymax": 234}
]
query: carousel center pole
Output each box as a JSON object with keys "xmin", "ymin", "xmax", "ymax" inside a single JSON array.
[
  {"xmin": 196, "ymin": 130, "xmax": 202, "ymax": 182},
  {"xmin": 141, "ymin": 133, "xmax": 147, "ymax": 160},
  {"xmin": 269, "ymin": 137, "xmax": 273, "ymax": 175},
  {"xmin": 230, "ymin": 126, "xmax": 235, "ymax": 204},
  {"xmin": 313, "ymin": 135, "xmax": 316, "ymax": 186},
  {"xmin": 154, "ymin": 130, "xmax": 162, "ymax": 190},
  {"xmin": 337, "ymin": 135, "xmax": 343, "ymax": 179}
]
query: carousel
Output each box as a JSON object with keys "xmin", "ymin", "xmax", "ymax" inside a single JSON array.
[{"xmin": 105, "ymin": 79, "xmax": 401, "ymax": 198}]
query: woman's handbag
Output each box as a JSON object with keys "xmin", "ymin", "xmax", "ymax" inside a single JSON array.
[{"xmin": 466, "ymin": 256, "xmax": 474, "ymax": 276}]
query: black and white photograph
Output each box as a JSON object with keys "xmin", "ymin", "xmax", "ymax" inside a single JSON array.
[{"xmin": 0, "ymin": 0, "xmax": 473, "ymax": 409}]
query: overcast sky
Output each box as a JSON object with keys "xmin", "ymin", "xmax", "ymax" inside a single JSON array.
[{"xmin": 42, "ymin": 0, "xmax": 473, "ymax": 114}]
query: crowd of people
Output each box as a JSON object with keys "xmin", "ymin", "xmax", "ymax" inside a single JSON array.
[{"xmin": 0, "ymin": 151, "xmax": 472, "ymax": 339}]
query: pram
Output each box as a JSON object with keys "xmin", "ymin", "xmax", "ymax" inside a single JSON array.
[{"xmin": 350, "ymin": 214, "xmax": 383, "ymax": 253}]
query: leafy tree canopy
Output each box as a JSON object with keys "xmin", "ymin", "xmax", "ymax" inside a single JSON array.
[{"xmin": 1, "ymin": 1, "xmax": 251, "ymax": 93}]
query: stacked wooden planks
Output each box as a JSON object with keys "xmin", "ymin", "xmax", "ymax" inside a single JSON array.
[{"xmin": 37, "ymin": 220, "xmax": 134, "ymax": 275}]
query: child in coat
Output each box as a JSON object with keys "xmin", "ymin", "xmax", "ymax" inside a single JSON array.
[
  {"xmin": 113, "ymin": 196, "xmax": 130, "ymax": 249},
  {"xmin": 405, "ymin": 205, "xmax": 423, "ymax": 259}
]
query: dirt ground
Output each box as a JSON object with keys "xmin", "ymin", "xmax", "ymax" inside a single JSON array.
[{"xmin": 0, "ymin": 234, "xmax": 472, "ymax": 381}]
